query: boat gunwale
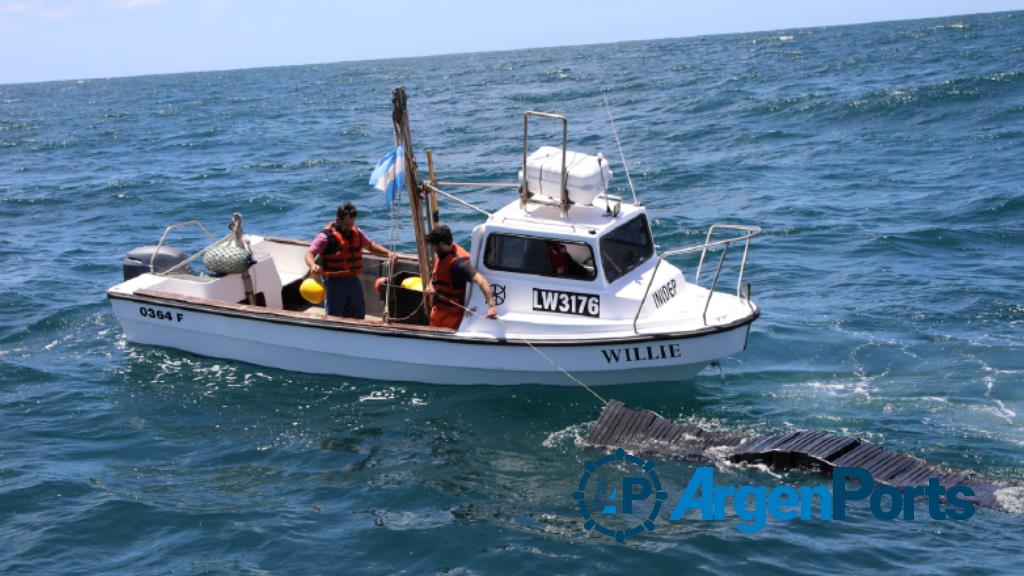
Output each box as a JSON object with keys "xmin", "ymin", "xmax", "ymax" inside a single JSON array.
[{"xmin": 108, "ymin": 288, "xmax": 760, "ymax": 347}]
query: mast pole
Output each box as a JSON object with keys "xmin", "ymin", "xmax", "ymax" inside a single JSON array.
[{"xmin": 390, "ymin": 87, "xmax": 433, "ymax": 309}]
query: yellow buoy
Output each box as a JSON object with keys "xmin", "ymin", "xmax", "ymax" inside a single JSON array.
[
  {"xmin": 401, "ymin": 276, "xmax": 423, "ymax": 292},
  {"xmin": 299, "ymin": 277, "xmax": 326, "ymax": 304}
]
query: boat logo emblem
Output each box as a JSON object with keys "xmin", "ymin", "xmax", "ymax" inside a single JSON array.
[
  {"xmin": 491, "ymin": 284, "xmax": 506, "ymax": 305},
  {"xmin": 573, "ymin": 448, "xmax": 667, "ymax": 542}
]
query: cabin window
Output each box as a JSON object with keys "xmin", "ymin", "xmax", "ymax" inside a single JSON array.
[
  {"xmin": 484, "ymin": 234, "xmax": 596, "ymax": 280},
  {"xmin": 600, "ymin": 215, "xmax": 654, "ymax": 283}
]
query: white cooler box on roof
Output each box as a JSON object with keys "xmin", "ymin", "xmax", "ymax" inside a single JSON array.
[{"xmin": 519, "ymin": 146, "xmax": 613, "ymax": 206}]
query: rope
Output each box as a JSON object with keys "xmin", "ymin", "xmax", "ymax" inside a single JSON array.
[
  {"xmin": 603, "ymin": 95, "xmax": 638, "ymax": 206},
  {"xmin": 383, "ymin": 196, "xmax": 400, "ymax": 323},
  {"xmin": 157, "ymin": 232, "xmax": 235, "ymax": 276},
  {"xmin": 385, "ymin": 292, "xmax": 426, "ymax": 322},
  {"xmin": 434, "ymin": 293, "xmax": 608, "ymax": 406}
]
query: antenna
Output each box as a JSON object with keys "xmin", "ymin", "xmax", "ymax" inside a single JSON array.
[{"xmin": 603, "ymin": 95, "xmax": 639, "ymax": 206}]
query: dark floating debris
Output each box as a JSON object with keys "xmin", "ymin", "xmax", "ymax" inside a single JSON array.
[{"xmin": 585, "ymin": 400, "xmax": 1018, "ymax": 512}]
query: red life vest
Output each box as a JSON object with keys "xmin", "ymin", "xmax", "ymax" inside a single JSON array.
[
  {"xmin": 431, "ymin": 243, "xmax": 471, "ymax": 309},
  {"xmin": 320, "ymin": 222, "xmax": 364, "ymax": 277},
  {"xmin": 547, "ymin": 243, "xmax": 569, "ymax": 275}
]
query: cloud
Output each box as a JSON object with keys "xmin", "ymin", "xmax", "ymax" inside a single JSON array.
[
  {"xmin": 1, "ymin": 2, "xmax": 31, "ymax": 14},
  {"xmin": 3, "ymin": 2, "xmax": 76, "ymax": 20},
  {"xmin": 38, "ymin": 7, "xmax": 75, "ymax": 19},
  {"xmin": 2, "ymin": 0, "xmax": 166, "ymax": 22},
  {"xmin": 108, "ymin": 0, "xmax": 165, "ymax": 8}
]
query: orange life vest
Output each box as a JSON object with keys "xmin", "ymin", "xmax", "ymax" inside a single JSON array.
[
  {"xmin": 431, "ymin": 243, "xmax": 471, "ymax": 309},
  {"xmin": 320, "ymin": 222, "xmax": 363, "ymax": 277}
]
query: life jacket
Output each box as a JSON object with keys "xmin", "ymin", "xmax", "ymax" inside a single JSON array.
[
  {"xmin": 320, "ymin": 222, "xmax": 363, "ymax": 277},
  {"xmin": 431, "ymin": 243, "xmax": 471, "ymax": 309},
  {"xmin": 547, "ymin": 243, "xmax": 569, "ymax": 275}
]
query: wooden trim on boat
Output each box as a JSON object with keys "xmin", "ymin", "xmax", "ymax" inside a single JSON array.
[{"xmin": 109, "ymin": 289, "xmax": 760, "ymax": 347}]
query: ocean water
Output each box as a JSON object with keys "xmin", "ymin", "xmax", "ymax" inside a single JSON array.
[{"xmin": 2, "ymin": 10, "xmax": 1023, "ymax": 575}]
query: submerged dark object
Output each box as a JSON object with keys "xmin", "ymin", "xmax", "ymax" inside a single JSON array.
[{"xmin": 586, "ymin": 400, "xmax": 1015, "ymax": 511}]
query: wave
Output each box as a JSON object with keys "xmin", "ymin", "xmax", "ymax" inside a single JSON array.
[{"xmin": 740, "ymin": 71, "xmax": 1023, "ymax": 127}]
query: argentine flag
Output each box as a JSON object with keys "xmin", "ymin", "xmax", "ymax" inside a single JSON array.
[{"xmin": 369, "ymin": 146, "xmax": 405, "ymax": 207}]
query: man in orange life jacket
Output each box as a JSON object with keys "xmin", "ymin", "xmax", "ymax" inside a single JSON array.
[
  {"xmin": 305, "ymin": 202, "xmax": 396, "ymax": 319},
  {"xmin": 424, "ymin": 224, "xmax": 497, "ymax": 329}
]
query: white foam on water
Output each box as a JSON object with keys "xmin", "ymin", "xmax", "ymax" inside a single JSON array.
[
  {"xmin": 358, "ymin": 387, "xmax": 401, "ymax": 402},
  {"xmin": 994, "ymin": 486, "xmax": 1024, "ymax": 515},
  {"xmin": 541, "ymin": 421, "xmax": 592, "ymax": 449},
  {"xmin": 982, "ymin": 373, "xmax": 1017, "ymax": 425},
  {"xmin": 987, "ymin": 399, "xmax": 1017, "ymax": 425},
  {"xmin": 795, "ymin": 376, "xmax": 877, "ymax": 401},
  {"xmin": 715, "ymin": 455, "xmax": 783, "ymax": 479}
]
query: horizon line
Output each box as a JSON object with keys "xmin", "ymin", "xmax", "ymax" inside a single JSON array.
[{"xmin": 1, "ymin": 8, "xmax": 1017, "ymax": 88}]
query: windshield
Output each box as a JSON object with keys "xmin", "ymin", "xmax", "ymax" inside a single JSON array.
[{"xmin": 600, "ymin": 215, "xmax": 654, "ymax": 283}]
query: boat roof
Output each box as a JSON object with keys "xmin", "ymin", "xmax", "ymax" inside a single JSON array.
[{"xmin": 485, "ymin": 196, "xmax": 646, "ymax": 241}]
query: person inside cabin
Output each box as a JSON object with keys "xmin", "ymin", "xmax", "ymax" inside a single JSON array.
[
  {"xmin": 306, "ymin": 201, "xmax": 396, "ymax": 318},
  {"xmin": 545, "ymin": 240, "xmax": 590, "ymax": 279},
  {"xmin": 424, "ymin": 224, "xmax": 497, "ymax": 329}
]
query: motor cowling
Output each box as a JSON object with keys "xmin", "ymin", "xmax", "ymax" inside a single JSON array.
[{"xmin": 122, "ymin": 245, "xmax": 191, "ymax": 281}]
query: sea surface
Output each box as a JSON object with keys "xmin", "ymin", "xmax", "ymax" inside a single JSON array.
[{"xmin": 2, "ymin": 10, "xmax": 1023, "ymax": 575}]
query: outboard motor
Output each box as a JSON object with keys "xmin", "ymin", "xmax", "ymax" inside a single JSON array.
[{"xmin": 122, "ymin": 245, "xmax": 192, "ymax": 281}]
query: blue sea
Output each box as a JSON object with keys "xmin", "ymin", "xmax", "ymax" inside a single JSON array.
[{"xmin": 2, "ymin": 10, "xmax": 1023, "ymax": 575}]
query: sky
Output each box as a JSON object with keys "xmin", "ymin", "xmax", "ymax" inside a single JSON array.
[{"xmin": 1, "ymin": 0, "xmax": 1022, "ymax": 85}]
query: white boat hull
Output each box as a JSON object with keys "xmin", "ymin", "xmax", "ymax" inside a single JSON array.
[{"xmin": 110, "ymin": 296, "xmax": 755, "ymax": 386}]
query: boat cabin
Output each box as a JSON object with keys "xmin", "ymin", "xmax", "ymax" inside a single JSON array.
[{"xmin": 456, "ymin": 196, "xmax": 688, "ymax": 335}]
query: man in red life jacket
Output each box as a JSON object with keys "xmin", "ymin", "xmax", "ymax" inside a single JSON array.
[
  {"xmin": 424, "ymin": 224, "xmax": 497, "ymax": 330},
  {"xmin": 305, "ymin": 202, "xmax": 395, "ymax": 319}
]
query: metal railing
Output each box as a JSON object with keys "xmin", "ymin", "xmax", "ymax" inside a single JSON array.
[
  {"xmin": 632, "ymin": 224, "xmax": 760, "ymax": 333},
  {"xmin": 150, "ymin": 220, "xmax": 217, "ymax": 276},
  {"xmin": 522, "ymin": 111, "xmax": 569, "ymax": 212}
]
